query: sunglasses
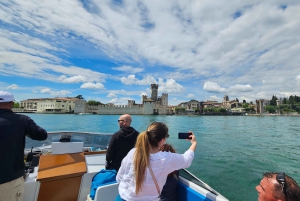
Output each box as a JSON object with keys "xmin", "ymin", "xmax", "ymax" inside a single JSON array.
[
  {"xmin": 276, "ymin": 172, "xmax": 287, "ymax": 201},
  {"xmin": 118, "ymin": 120, "xmax": 125, "ymax": 122}
]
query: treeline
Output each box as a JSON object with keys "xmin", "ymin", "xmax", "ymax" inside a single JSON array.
[{"xmin": 265, "ymin": 95, "xmax": 300, "ymax": 114}]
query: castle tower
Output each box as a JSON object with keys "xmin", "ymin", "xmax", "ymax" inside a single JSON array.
[
  {"xmin": 224, "ymin": 95, "xmax": 229, "ymax": 102},
  {"xmin": 151, "ymin": 84, "xmax": 158, "ymax": 101}
]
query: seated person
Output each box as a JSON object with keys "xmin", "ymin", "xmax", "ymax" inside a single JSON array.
[{"xmin": 160, "ymin": 144, "xmax": 179, "ymax": 201}]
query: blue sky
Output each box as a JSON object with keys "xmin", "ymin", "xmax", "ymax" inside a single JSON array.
[{"xmin": 1, "ymin": 0, "xmax": 300, "ymax": 105}]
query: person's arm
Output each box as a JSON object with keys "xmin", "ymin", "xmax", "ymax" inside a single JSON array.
[
  {"xmin": 106, "ymin": 134, "xmax": 116, "ymax": 169},
  {"xmin": 24, "ymin": 116, "xmax": 47, "ymax": 140},
  {"xmin": 167, "ymin": 132, "xmax": 197, "ymax": 171},
  {"xmin": 188, "ymin": 132, "xmax": 197, "ymax": 151}
]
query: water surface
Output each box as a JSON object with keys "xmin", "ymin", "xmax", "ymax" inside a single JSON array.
[{"xmin": 24, "ymin": 114, "xmax": 300, "ymax": 201}]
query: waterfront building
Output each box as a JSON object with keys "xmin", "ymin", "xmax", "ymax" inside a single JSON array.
[
  {"xmin": 255, "ymin": 99, "xmax": 270, "ymax": 114},
  {"xmin": 20, "ymin": 98, "xmax": 85, "ymax": 113},
  {"xmin": 81, "ymin": 84, "xmax": 170, "ymax": 115}
]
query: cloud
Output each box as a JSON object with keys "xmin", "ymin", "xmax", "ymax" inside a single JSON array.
[
  {"xmin": 229, "ymin": 84, "xmax": 253, "ymax": 92},
  {"xmin": 109, "ymin": 97, "xmax": 132, "ymax": 105},
  {"xmin": 80, "ymin": 82, "xmax": 105, "ymax": 89},
  {"xmin": 296, "ymin": 75, "xmax": 300, "ymax": 85},
  {"xmin": 157, "ymin": 78, "xmax": 185, "ymax": 93},
  {"xmin": 203, "ymin": 81, "xmax": 226, "ymax": 93},
  {"xmin": 113, "ymin": 65, "xmax": 144, "ymax": 74},
  {"xmin": 107, "ymin": 92, "xmax": 117, "ymax": 98},
  {"xmin": 120, "ymin": 75, "xmax": 157, "ymax": 85},
  {"xmin": 7, "ymin": 84, "xmax": 18, "ymax": 89},
  {"xmin": 187, "ymin": 93, "xmax": 195, "ymax": 98},
  {"xmin": 58, "ymin": 75, "xmax": 87, "ymax": 83},
  {"xmin": 140, "ymin": 92, "xmax": 147, "ymax": 97},
  {"xmin": 40, "ymin": 88, "xmax": 71, "ymax": 96}
]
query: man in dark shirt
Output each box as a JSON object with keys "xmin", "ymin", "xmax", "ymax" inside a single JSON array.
[
  {"xmin": 0, "ymin": 91, "xmax": 48, "ymax": 201},
  {"xmin": 106, "ymin": 114, "xmax": 139, "ymax": 172}
]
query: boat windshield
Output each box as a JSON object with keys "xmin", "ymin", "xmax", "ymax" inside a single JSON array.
[{"xmin": 25, "ymin": 132, "xmax": 113, "ymax": 150}]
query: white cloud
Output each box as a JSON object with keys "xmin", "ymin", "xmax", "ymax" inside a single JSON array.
[
  {"xmin": 203, "ymin": 81, "xmax": 226, "ymax": 93},
  {"xmin": 140, "ymin": 92, "xmax": 147, "ymax": 97},
  {"xmin": 120, "ymin": 75, "xmax": 157, "ymax": 85},
  {"xmin": 158, "ymin": 79, "xmax": 185, "ymax": 93},
  {"xmin": 7, "ymin": 84, "xmax": 18, "ymax": 89},
  {"xmin": 107, "ymin": 92, "xmax": 117, "ymax": 98},
  {"xmin": 40, "ymin": 88, "xmax": 71, "ymax": 96},
  {"xmin": 113, "ymin": 66, "xmax": 144, "ymax": 74},
  {"xmin": 109, "ymin": 97, "xmax": 132, "ymax": 105},
  {"xmin": 229, "ymin": 84, "xmax": 253, "ymax": 92},
  {"xmin": 296, "ymin": 75, "xmax": 300, "ymax": 85},
  {"xmin": 187, "ymin": 93, "xmax": 195, "ymax": 98},
  {"xmin": 80, "ymin": 82, "xmax": 105, "ymax": 89},
  {"xmin": 58, "ymin": 75, "xmax": 87, "ymax": 83}
]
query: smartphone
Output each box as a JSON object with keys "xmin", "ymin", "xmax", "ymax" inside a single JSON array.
[{"xmin": 178, "ymin": 132, "xmax": 192, "ymax": 139}]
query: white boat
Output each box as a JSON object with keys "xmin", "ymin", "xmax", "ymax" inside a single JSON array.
[{"xmin": 24, "ymin": 132, "xmax": 229, "ymax": 201}]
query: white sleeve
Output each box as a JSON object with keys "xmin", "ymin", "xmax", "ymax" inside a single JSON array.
[
  {"xmin": 168, "ymin": 150, "xmax": 194, "ymax": 172},
  {"xmin": 116, "ymin": 153, "xmax": 128, "ymax": 182}
]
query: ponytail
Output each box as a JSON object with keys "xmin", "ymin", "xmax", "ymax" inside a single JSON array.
[
  {"xmin": 133, "ymin": 122, "xmax": 169, "ymax": 194},
  {"xmin": 134, "ymin": 131, "xmax": 151, "ymax": 194}
]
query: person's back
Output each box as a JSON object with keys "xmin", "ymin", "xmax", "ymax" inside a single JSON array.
[
  {"xmin": 116, "ymin": 122, "xmax": 197, "ymax": 201},
  {"xmin": 106, "ymin": 114, "xmax": 139, "ymax": 171},
  {"xmin": 0, "ymin": 91, "xmax": 48, "ymax": 201}
]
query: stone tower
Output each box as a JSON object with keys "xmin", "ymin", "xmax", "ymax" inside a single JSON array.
[
  {"xmin": 151, "ymin": 84, "xmax": 158, "ymax": 101},
  {"xmin": 224, "ymin": 95, "xmax": 229, "ymax": 102}
]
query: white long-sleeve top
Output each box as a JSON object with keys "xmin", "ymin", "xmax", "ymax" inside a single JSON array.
[{"xmin": 116, "ymin": 148, "xmax": 194, "ymax": 201}]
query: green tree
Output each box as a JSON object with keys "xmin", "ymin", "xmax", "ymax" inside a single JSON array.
[
  {"xmin": 242, "ymin": 100, "xmax": 246, "ymax": 104},
  {"xmin": 282, "ymin": 98, "xmax": 287, "ymax": 104},
  {"xmin": 87, "ymin": 100, "xmax": 102, "ymax": 106},
  {"xmin": 13, "ymin": 102, "xmax": 20, "ymax": 108},
  {"xmin": 270, "ymin": 95, "xmax": 278, "ymax": 106},
  {"xmin": 265, "ymin": 105, "xmax": 276, "ymax": 113}
]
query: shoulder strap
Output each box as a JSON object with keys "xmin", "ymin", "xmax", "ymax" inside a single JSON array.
[{"xmin": 147, "ymin": 163, "xmax": 161, "ymax": 197}]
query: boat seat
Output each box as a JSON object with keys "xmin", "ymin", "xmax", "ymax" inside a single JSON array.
[{"xmin": 86, "ymin": 183, "xmax": 119, "ymax": 201}]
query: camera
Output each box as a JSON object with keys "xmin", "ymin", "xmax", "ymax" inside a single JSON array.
[{"xmin": 178, "ymin": 132, "xmax": 192, "ymax": 139}]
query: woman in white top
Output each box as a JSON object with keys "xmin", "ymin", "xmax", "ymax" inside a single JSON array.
[{"xmin": 116, "ymin": 122, "xmax": 197, "ymax": 201}]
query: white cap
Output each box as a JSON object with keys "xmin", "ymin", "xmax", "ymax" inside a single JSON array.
[{"xmin": 0, "ymin": 91, "xmax": 15, "ymax": 102}]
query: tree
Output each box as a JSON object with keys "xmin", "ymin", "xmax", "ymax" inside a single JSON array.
[
  {"xmin": 87, "ymin": 100, "xmax": 102, "ymax": 106},
  {"xmin": 243, "ymin": 100, "xmax": 246, "ymax": 104},
  {"xmin": 75, "ymin": 95, "xmax": 84, "ymax": 99},
  {"xmin": 265, "ymin": 105, "xmax": 276, "ymax": 113},
  {"xmin": 270, "ymin": 95, "xmax": 278, "ymax": 106},
  {"xmin": 282, "ymin": 98, "xmax": 287, "ymax": 104},
  {"xmin": 236, "ymin": 98, "xmax": 239, "ymax": 102},
  {"xmin": 13, "ymin": 102, "xmax": 20, "ymax": 108}
]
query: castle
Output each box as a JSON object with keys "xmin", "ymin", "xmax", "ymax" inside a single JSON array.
[{"xmin": 75, "ymin": 84, "xmax": 171, "ymax": 115}]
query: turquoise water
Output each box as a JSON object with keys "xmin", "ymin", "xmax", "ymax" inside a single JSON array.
[{"xmin": 24, "ymin": 114, "xmax": 300, "ymax": 201}]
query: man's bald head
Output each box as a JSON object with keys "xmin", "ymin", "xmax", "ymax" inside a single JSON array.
[{"xmin": 118, "ymin": 114, "xmax": 132, "ymax": 127}]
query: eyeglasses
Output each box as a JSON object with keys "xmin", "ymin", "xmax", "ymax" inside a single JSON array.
[
  {"xmin": 118, "ymin": 120, "xmax": 125, "ymax": 122},
  {"xmin": 276, "ymin": 172, "xmax": 287, "ymax": 201}
]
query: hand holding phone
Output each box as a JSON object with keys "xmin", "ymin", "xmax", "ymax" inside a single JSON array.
[{"xmin": 178, "ymin": 132, "xmax": 192, "ymax": 139}]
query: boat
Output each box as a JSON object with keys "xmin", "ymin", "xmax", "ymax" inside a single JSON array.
[{"xmin": 23, "ymin": 131, "xmax": 229, "ymax": 201}]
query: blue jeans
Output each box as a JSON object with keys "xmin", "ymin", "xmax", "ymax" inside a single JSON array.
[{"xmin": 115, "ymin": 194, "xmax": 126, "ymax": 201}]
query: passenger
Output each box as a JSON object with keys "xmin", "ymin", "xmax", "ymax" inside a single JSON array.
[
  {"xmin": 256, "ymin": 172, "xmax": 300, "ymax": 201},
  {"xmin": 106, "ymin": 114, "xmax": 139, "ymax": 172},
  {"xmin": 116, "ymin": 122, "xmax": 197, "ymax": 201},
  {"xmin": 0, "ymin": 91, "xmax": 48, "ymax": 201},
  {"xmin": 159, "ymin": 144, "xmax": 179, "ymax": 201}
]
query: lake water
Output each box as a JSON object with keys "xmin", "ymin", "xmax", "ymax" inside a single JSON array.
[{"xmin": 24, "ymin": 113, "xmax": 300, "ymax": 201}]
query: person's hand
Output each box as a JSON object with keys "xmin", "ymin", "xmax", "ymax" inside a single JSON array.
[{"xmin": 188, "ymin": 131, "xmax": 197, "ymax": 144}]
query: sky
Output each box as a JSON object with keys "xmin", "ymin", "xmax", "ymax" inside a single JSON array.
[{"xmin": 0, "ymin": 0, "xmax": 300, "ymax": 106}]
